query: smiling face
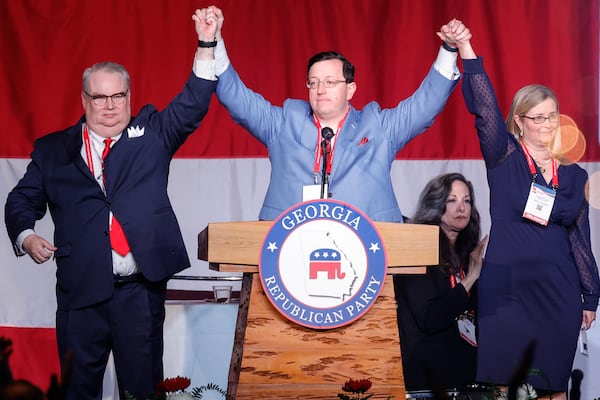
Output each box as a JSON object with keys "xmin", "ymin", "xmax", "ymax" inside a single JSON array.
[
  {"xmin": 515, "ymin": 97, "xmax": 559, "ymax": 150},
  {"xmin": 307, "ymin": 59, "xmax": 356, "ymax": 125},
  {"xmin": 440, "ymin": 180, "xmax": 472, "ymax": 238},
  {"xmin": 81, "ymin": 69, "xmax": 131, "ymax": 138}
]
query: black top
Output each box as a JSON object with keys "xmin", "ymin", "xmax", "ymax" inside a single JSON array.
[{"xmin": 394, "ymin": 265, "xmax": 477, "ymax": 391}]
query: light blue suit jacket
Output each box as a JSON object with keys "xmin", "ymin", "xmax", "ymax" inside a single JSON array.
[{"xmin": 216, "ymin": 65, "xmax": 457, "ymax": 222}]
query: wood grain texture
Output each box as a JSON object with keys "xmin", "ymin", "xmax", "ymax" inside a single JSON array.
[
  {"xmin": 235, "ymin": 384, "xmax": 401, "ymax": 399},
  {"xmin": 199, "ymin": 221, "xmax": 439, "ymax": 270},
  {"xmin": 227, "ymin": 274, "xmax": 406, "ymax": 399},
  {"xmin": 235, "ymin": 384, "xmax": 400, "ymax": 399},
  {"xmin": 199, "ymin": 220, "xmax": 437, "ymax": 399}
]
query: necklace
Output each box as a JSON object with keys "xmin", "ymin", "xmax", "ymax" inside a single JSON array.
[{"xmin": 532, "ymin": 156, "xmax": 551, "ymax": 173}]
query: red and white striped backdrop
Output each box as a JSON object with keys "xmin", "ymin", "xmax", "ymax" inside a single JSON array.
[{"xmin": 1, "ymin": 0, "xmax": 598, "ymax": 397}]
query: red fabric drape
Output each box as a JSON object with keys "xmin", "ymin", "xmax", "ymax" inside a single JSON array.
[
  {"xmin": 0, "ymin": 0, "xmax": 598, "ymax": 391},
  {"xmin": 0, "ymin": 0, "xmax": 597, "ymax": 160}
]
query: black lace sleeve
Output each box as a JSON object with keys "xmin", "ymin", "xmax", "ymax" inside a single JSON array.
[
  {"xmin": 568, "ymin": 191, "xmax": 600, "ymax": 310},
  {"xmin": 461, "ymin": 57, "xmax": 516, "ymax": 168}
]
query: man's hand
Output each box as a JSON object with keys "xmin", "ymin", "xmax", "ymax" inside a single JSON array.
[
  {"xmin": 22, "ymin": 233, "xmax": 57, "ymax": 264},
  {"xmin": 437, "ymin": 18, "xmax": 477, "ymax": 59},
  {"xmin": 437, "ymin": 18, "xmax": 472, "ymax": 48},
  {"xmin": 192, "ymin": 5, "xmax": 222, "ymax": 42}
]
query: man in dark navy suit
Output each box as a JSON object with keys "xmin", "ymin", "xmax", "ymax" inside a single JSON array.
[{"xmin": 4, "ymin": 7, "xmax": 220, "ymax": 400}]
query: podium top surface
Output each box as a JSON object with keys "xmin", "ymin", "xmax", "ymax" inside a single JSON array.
[{"xmin": 198, "ymin": 221, "xmax": 438, "ymax": 273}]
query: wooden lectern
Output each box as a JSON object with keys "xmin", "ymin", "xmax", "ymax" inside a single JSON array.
[{"xmin": 198, "ymin": 221, "xmax": 438, "ymax": 400}]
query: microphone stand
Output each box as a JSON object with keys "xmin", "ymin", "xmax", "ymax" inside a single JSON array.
[{"xmin": 320, "ymin": 138, "xmax": 329, "ymax": 199}]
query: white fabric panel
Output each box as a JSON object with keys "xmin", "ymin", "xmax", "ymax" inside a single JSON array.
[{"xmin": 4, "ymin": 158, "xmax": 600, "ymax": 321}]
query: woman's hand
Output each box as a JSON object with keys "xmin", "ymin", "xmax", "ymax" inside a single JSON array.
[
  {"xmin": 582, "ymin": 310, "xmax": 596, "ymax": 330},
  {"xmin": 460, "ymin": 234, "xmax": 489, "ymax": 292}
]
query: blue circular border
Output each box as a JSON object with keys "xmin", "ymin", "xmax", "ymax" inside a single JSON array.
[{"xmin": 259, "ymin": 199, "xmax": 387, "ymax": 329}]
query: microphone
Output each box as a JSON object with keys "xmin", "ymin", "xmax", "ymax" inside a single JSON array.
[
  {"xmin": 320, "ymin": 127, "xmax": 334, "ymax": 199},
  {"xmin": 321, "ymin": 127, "xmax": 334, "ymax": 140}
]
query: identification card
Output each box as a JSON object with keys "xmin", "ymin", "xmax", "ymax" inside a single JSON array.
[
  {"xmin": 303, "ymin": 184, "xmax": 328, "ymax": 201},
  {"xmin": 522, "ymin": 182, "xmax": 555, "ymax": 226},
  {"xmin": 457, "ymin": 317, "xmax": 477, "ymax": 347},
  {"xmin": 579, "ymin": 329, "xmax": 589, "ymax": 356}
]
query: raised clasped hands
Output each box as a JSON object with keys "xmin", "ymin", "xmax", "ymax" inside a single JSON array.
[
  {"xmin": 192, "ymin": 5, "xmax": 224, "ymax": 41},
  {"xmin": 437, "ymin": 18, "xmax": 472, "ymax": 49}
]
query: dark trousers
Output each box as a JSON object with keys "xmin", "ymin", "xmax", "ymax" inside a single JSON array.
[{"xmin": 56, "ymin": 278, "xmax": 167, "ymax": 400}]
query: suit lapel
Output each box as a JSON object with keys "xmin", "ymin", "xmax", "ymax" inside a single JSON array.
[
  {"xmin": 63, "ymin": 121, "xmax": 96, "ymax": 182},
  {"xmin": 329, "ymin": 107, "xmax": 359, "ymax": 178}
]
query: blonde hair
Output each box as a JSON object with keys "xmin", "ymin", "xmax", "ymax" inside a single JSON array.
[{"xmin": 505, "ymin": 84, "xmax": 562, "ymax": 157}]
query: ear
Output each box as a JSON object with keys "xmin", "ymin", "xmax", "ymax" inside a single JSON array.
[
  {"xmin": 346, "ymin": 82, "xmax": 357, "ymax": 101},
  {"xmin": 513, "ymin": 114, "xmax": 523, "ymax": 130},
  {"xmin": 81, "ymin": 92, "xmax": 87, "ymax": 109}
]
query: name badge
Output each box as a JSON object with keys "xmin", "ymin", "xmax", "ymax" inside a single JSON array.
[
  {"xmin": 457, "ymin": 317, "xmax": 477, "ymax": 347},
  {"xmin": 522, "ymin": 182, "xmax": 555, "ymax": 226},
  {"xmin": 579, "ymin": 329, "xmax": 589, "ymax": 356},
  {"xmin": 303, "ymin": 184, "xmax": 328, "ymax": 201}
]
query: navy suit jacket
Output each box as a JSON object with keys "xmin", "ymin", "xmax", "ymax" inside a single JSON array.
[{"xmin": 5, "ymin": 74, "xmax": 216, "ymax": 310}]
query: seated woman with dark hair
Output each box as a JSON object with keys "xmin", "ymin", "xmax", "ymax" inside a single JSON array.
[{"xmin": 394, "ymin": 173, "xmax": 488, "ymax": 395}]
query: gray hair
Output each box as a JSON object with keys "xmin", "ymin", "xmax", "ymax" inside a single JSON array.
[{"xmin": 82, "ymin": 61, "xmax": 130, "ymax": 93}]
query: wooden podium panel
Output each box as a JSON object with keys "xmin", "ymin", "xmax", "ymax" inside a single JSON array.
[
  {"xmin": 198, "ymin": 221, "xmax": 439, "ymax": 399},
  {"xmin": 231, "ymin": 274, "xmax": 403, "ymax": 399}
]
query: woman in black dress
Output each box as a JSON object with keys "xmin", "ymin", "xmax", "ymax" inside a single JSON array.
[
  {"xmin": 446, "ymin": 29, "xmax": 600, "ymax": 400},
  {"xmin": 394, "ymin": 173, "xmax": 488, "ymax": 395}
]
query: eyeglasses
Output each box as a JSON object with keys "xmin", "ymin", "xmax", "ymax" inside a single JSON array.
[
  {"xmin": 84, "ymin": 91, "xmax": 128, "ymax": 107},
  {"xmin": 520, "ymin": 113, "xmax": 559, "ymax": 124},
  {"xmin": 306, "ymin": 79, "xmax": 348, "ymax": 90}
]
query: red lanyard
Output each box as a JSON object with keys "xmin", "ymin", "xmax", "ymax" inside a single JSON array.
[
  {"xmin": 312, "ymin": 107, "xmax": 350, "ymax": 177},
  {"xmin": 83, "ymin": 125, "xmax": 115, "ymax": 187},
  {"xmin": 83, "ymin": 125, "xmax": 97, "ymax": 177},
  {"xmin": 449, "ymin": 265, "xmax": 465, "ymax": 289},
  {"xmin": 449, "ymin": 264, "xmax": 471, "ymax": 297},
  {"xmin": 520, "ymin": 141, "xmax": 558, "ymax": 190}
]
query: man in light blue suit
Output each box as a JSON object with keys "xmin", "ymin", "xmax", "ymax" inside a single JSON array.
[{"xmin": 206, "ymin": 6, "xmax": 471, "ymax": 222}]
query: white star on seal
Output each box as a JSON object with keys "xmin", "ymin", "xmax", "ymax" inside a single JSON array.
[
  {"xmin": 267, "ymin": 242, "xmax": 278, "ymax": 252},
  {"xmin": 369, "ymin": 242, "xmax": 381, "ymax": 253}
]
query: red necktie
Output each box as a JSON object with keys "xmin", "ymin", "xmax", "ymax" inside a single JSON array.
[{"xmin": 102, "ymin": 138, "xmax": 131, "ymax": 256}]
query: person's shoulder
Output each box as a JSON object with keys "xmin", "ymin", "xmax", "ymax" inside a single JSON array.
[
  {"xmin": 133, "ymin": 104, "xmax": 158, "ymax": 119},
  {"xmin": 359, "ymin": 101, "xmax": 383, "ymax": 113},
  {"xmin": 282, "ymin": 98, "xmax": 310, "ymax": 112},
  {"xmin": 561, "ymin": 161, "xmax": 590, "ymax": 179},
  {"xmin": 559, "ymin": 159, "xmax": 585, "ymax": 169},
  {"xmin": 35, "ymin": 119, "xmax": 82, "ymax": 145}
]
